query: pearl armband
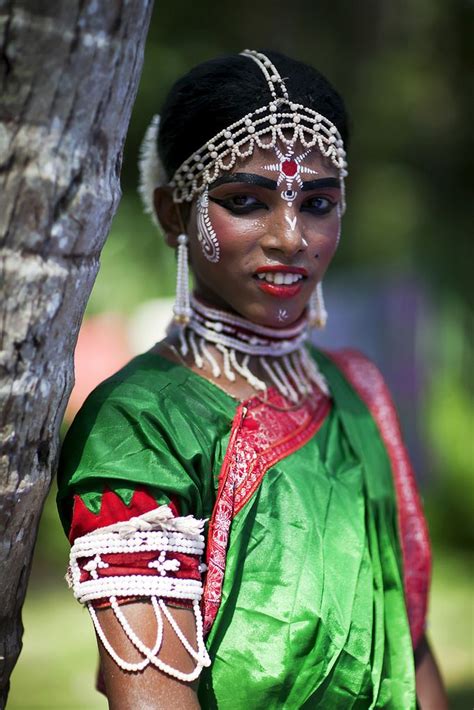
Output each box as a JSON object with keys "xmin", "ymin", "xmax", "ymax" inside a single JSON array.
[{"xmin": 67, "ymin": 505, "xmax": 211, "ymax": 680}]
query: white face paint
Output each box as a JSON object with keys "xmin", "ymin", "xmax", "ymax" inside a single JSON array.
[
  {"xmin": 197, "ymin": 186, "xmax": 220, "ymax": 262},
  {"xmin": 263, "ymin": 143, "xmax": 318, "ymax": 208},
  {"xmin": 285, "ymin": 215, "xmax": 297, "ymax": 231},
  {"xmin": 277, "ymin": 308, "xmax": 289, "ymax": 322}
]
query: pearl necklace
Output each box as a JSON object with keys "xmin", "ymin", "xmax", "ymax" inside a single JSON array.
[{"xmin": 178, "ymin": 296, "xmax": 329, "ymax": 402}]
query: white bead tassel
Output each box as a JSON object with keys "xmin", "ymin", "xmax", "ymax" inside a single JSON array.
[
  {"xmin": 200, "ymin": 338, "xmax": 221, "ymax": 377},
  {"xmin": 299, "ymin": 349, "xmax": 330, "ymax": 396},
  {"xmin": 309, "ymin": 281, "xmax": 328, "ymax": 329},
  {"xmin": 215, "ymin": 344, "xmax": 236, "ymax": 381},
  {"xmin": 290, "ymin": 352, "xmax": 311, "ymax": 395},
  {"xmin": 283, "ymin": 354, "xmax": 308, "ymax": 396},
  {"xmin": 273, "ymin": 359, "xmax": 299, "ymax": 403},
  {"xmin": 229, "ymin": 350, "xmax": 266, "ymax": 392},
  {"xmin": 260, "ymin": 357, "xmax": 289, "ymax": 398},
  {"xmin": 189, "ymin": 331, "xmax": 204, "ymax": 369},
  {"xmin": 179, "ymin": 328, "xmax": 189, "ymax": 358},
  {"xmin": 173, "ymin": 234, "xmax": 191, "ymax": 326},
  {"xmin": 339, "ymin": 174, "xmax": 346, "ymax": 215}
]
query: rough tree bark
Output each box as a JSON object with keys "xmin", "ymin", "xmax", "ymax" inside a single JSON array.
[{"xmin": 0, "ymin": 1, "xmax": 154, "ymax": 703}]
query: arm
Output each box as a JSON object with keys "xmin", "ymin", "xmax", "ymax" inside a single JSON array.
[
  {"xmin": 415, "ymin": 634, "xmax": 449, "ymax": 710},
  {"xmin": 67, "ymin": 502, "xmax": 210, "ymax": 709},
  {"xmin": 96, "ymin": 601, "xmax": 201, "ymax": 710}
]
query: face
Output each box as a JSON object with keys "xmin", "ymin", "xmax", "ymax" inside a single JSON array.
[{"xmin": 186, "ymin": 143, "xmax": 342, "ymax": 328}]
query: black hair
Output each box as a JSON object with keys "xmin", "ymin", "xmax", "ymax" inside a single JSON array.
[{"xmin": 158, "ymin": 50, "xmax": 349, "ymax": 180}]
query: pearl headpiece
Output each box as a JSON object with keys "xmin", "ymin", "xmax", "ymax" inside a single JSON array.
[{"xmin": 138, "ymin": 49, "xmax": 348, "ymax": 216}]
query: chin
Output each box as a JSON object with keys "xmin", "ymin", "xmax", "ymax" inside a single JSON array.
[
  {"xmin": 195, "ymin": 285, "xmax": 308, "ymax": 329},
  {"xmin": 239, "ymin": 300, "xmax": 307, "ymax": 329}
]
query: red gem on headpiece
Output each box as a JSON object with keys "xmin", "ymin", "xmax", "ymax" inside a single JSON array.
[{"xmin": 281, "ymin": 159, "xmax": 298, "ymax": 177}]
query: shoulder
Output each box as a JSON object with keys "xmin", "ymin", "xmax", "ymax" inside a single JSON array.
[
  {"xmin": 81, "ymin": 351, "xmax": 184, "ymax": 405},
  {"xmin": 58, "ymin": 353, "xmax": 208, "ymax": 529},
  {"xmin": 69, "ymin": 351, "xmax": 197, "ymax": 427},
  {"xmin": 59, "ymin": 353, "xmax": 192, "ymax": 475}
]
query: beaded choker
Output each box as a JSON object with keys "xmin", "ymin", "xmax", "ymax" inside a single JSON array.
[{"xmin": 177, "ymin": 296, "xmax": 329, "ymax": 402}]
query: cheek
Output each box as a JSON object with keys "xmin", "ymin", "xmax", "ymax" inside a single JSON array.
[
  {"xmin": 186, "ymin": 206, "xmax": 255, "ymax": 277},
  {"xmin": 206, "ymin": 207, "xmax": 260, "ymax": 255},
  {"xmin": 307, "ymin": 214, "xmax": 341, "ymax": 260}
]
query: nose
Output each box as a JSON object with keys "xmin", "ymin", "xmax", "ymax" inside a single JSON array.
[{"xmin": 260, "ymin": 207, "xmax": 307, "ymax": 258}]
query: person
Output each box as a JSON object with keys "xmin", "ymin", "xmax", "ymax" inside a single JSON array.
[{"xmin": 57, "ymin": 50, "xmax": 448, "ymax": 709}]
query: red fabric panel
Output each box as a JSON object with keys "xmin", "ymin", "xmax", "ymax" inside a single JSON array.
[{"xmin": 69, "ymin": 486, "xmax": 179, "ymax": 542}]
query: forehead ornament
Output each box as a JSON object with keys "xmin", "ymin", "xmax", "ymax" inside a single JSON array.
[{"xmin": 263, "ymin": 145, "xmax": 318, "ymax": 207}]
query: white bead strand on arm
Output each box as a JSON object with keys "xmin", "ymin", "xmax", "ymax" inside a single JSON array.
[{"xmin": 67, "ymin": 505, "xmax": 211, "ymax": 681}]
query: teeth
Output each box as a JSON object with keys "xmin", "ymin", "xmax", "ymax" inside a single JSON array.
[{"xmin": 257, "ymin": 272, "xmax": 303, "ymax": 284}]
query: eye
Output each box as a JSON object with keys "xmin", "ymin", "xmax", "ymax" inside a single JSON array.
[
  {"xmin": 301, "ymin": 195, "xmax": 337, "ymax": 215},
  {"xmin": 209, "ymin": 194, "xmax": 267, "ymax": 215}
]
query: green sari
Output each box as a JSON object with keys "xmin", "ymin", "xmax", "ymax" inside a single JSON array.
[{"xmin": 58, "ymin": 348, "xmax": 430, "ymax": 709}]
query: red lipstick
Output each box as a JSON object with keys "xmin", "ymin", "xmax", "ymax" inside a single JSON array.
[
  {"xmin": 257, "ymin": 281, "xmax": 303, "ymax": 298},
  {"xmin": 254, "ymin": 264, "xmax": 307, "ymax": 298}
]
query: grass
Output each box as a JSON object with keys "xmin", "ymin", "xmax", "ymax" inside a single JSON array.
[
  {"xmin": 8, "ymin": 583, "xmax": 106, "ymax": 710},
  {"xmin": 7, "ymin": 547, "xmax": 473, "ymax": 709}
]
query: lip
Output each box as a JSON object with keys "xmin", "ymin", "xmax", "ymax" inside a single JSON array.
[
  {"xmin": 254, "ymin": 265, "xmax": 308, "ymax": 276},
  {"xmin": 256, "ymin": 281, "xmax": 303, "ymax": 299}
]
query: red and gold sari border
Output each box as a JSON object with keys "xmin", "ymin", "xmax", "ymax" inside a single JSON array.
[{"xmin": 203, "ymin": 384, "xmax": 331, "ymax": 634}]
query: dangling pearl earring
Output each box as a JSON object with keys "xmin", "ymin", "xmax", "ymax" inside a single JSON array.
[
  {"xmin": 173, "ymin": 233, "xmax": 191, "ymax": 325},
  {"xmin": 309, "ymin": 281, "xmax": 328, "ymax": 329}
]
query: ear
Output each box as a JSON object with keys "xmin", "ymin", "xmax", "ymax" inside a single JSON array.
[{"xmin": 153, "ymin": 187, "xmax": 184, "ymax": 248}]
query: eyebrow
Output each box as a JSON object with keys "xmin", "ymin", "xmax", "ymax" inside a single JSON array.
[
  {"xmin": 301, "ymin": 177, "xmax": 340, "ymax": 191},
  {"xmin": 210, "ymin": 172, "xmax": 341, "ymax": 192},
  {"xmin": 210, "ymin": 173, "xmax": 277, "ymax": 190}
]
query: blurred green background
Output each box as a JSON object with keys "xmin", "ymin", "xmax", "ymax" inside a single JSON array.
[{"xmin": 9, "ymin": 0, "xmax": 473, "ymax": 707}]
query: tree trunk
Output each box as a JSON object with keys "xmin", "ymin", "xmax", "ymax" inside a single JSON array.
[{"xmin": 0, "ymin": 1, "xmax": 153, "ymax": 703}]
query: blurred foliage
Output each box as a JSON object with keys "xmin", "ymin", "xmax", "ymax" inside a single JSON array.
[
  {"xmin": 423, "ymin": 300, "xmax": 474, "ymax": 549},
  {"xmin": 12, "ymin": 3, "xmax": 474, "ymax": 706}
]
